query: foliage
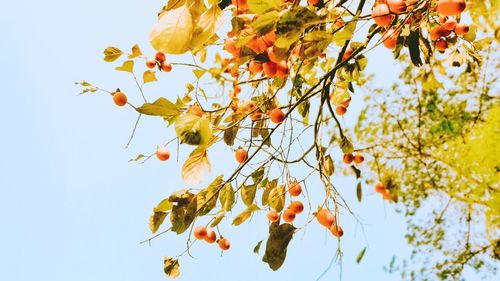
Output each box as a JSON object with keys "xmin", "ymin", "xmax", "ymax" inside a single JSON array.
[{"xmin": 78, "ymin": 0, "xmax": 500, "ymax": 279}]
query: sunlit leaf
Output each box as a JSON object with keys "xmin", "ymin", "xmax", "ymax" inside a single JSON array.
[
  {"xmin": 241, "ymin": 184, "xmax": 257, "ymax": 206},
  {"xmin": 196, "ymin": 175, "xmax": 223, "ymax": 216},
  {"xmin": 232, "ymin": 204, "xmax": 260, "ymax": 226},
  {"xmin": 251, "ymin": 11, "xmax": 279, "ymax": 36},
  {"xmin": 268, "ymin": 185, "xmax": 285, "ymax": 212},
  {"xmin": 175, "ymin": 115, "xmax": 213, "ymax": 146},
  {"xmin": 136, "ymin": 97, "xmax": 182, "ymax": 121},
  {"xmin": 181, "ymin": 146, "xmax": 211, "ymax": 184},
  {"xmin": 248, "ymin": 0, "xmax": 280, "ymax": 14},
  {"xmin": 103, "ymin": 46, "xmax": 123, "ymax": 62},
  {"xmin": 128, "ymin": 44, "xmax": 143, "ymax": 58},
  {"xmin": 189, "ymin": 5, "xmax": 225, "ymax": 51},
  {"xmin": 141, "ymin": 70, "xmax": 157, "ymax": 84},
  {"xmin": 254, "ymin": 240, "xmax": 263, "ymax": 254},
  {"xmin": 274, "ymin": 7, "xmax": 320, "ymax": 49},
  {"xmin": 115, "ymin": 60, "xmax": 134, "ymax": 73},
  {"xmin": 220, "ymin": 183, "xmax": 235, "ymax": 212},
  {"xmin": 149, "ymin": 4, "xmax": 193, "ymax": 54}
]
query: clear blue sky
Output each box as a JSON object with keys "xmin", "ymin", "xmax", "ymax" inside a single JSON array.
[{"xmin": 0, "ymin": 1, "xmax": 413, "ymax": 280}]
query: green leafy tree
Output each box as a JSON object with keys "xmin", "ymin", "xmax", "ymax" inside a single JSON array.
[{"xmin": 78, "ymin": 0, "xmax": 499, "ymax": 279}]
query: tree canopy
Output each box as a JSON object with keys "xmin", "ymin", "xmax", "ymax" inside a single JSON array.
[{"xmin": 78, "ymin": 0, "xmax": 499, "ymax": 279}]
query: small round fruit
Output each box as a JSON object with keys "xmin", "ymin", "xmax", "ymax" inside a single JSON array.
[
  {"xmin": 267, "ymin": 47, "xmax": 281, "ymax": 63},
  {"xmin": 263, "ymin": 61, "xmax": 277, "ymax": 77},
  {"xmin": 288, "ymin": 201, "xmax": 304, "ymax": 214},
  {"xmin": 289, "ymin": 182, "xmax": 302, "ymax": 197},
  {"xmin": 341, "ymin": 98, "xmax": 351, "ymax": 107},
  {"xmin": 267, "ymin": 210, "xmax": 279, "ymax": 222},
  {"xmin": 343, "ymin": 153, "xmax": 354, "ymax": 164},
  {"xmin": 354, "ymin": 154, "xmax": 364, "ymax": 164},
  {"xmin": 387, "ymin": 0, "xmax": 407, "ymax": 14},
  {"xmin": 156, "ymin": 147, "xmax": 171, "ymax": 161},
  {"xmin": 342, "ymin": 48, "xmax": 354, "ymax": 62},
  {"xmin": 435, "ymin": 39, "xmax": 448, "ymax": 52},
  {"xmin": 249, "ymin": 60, "xmax": 263, "ymax": 74},
  {"xmin": 112, "ymin": 91, "xmax": 127, "ymax": 107},
  {"xmin": 454, "ymin": 23, "xmax": 469, "ymax": 36},
  {"xmin": 146, "ymin": 60, "xmax": 157, "ymax": 69},
  {"xmin": 233, "ymin": 85, "xmax": 241, "ymax": 94},
  {"xmin": 382, "ymin": 189, "xmax": 392, "ymax": 201},
  {"xmin": 308, "ymin": 0, "xmax": 320, "ymax": 5},
  {"xmin": 444, "ymin": 18, "xmax": 457, "ymax": 30},
  {"xmin": 275, "ymin": 61, "xmax": 289, "ymax": 78},
  {"xmin": 436, "ymin": 0, "xmax": 466, "ymax": 16},
  {"xmin": 315, "ymin": 209, "xmax": 335, "ymax": 228},
  {"xmin": 330, "ymin": 224, "xmax": 344, "ymax": 238},
  {"xmin": 161, "ymin": 62, "xmax": 172, "ymax": 72},
  {"xmin": 282, "ymin": 209, "xmax": 296, "ymax": 223},
  {"xmin": 204, "ymin": 228, "xmax": 217, "ymax": 244},
  {"xmin": 194, "ymin": 226, "xmax": 207, "ymax": 240},
  {"xmin": 336, "ymin": 105, "xmax": 347, "ymax": 116},
  {"xmin": 235, "ymin": 148, "xmax": 248, "ymax": 164},
  {"xmin": 372, "ymin": 4, "xmax": 394, "ymax": 27},
  {"xmin": 155, "ymin": 52, "xmax": 166, "ymax": 62},
  {"xmin": 188, "ymin": 105, "xmax": 203, "ymax": 117},
  {"xmin": 269, "ymin": 108, "xmax": 285, "ymax": 124},
  {"xmin": 218, "ymin": 238, "xmax": 231, "ymax": 250},
  {"xmin": 250, "ymin": 112, "xmax": 263, "ymax": 121},
  {"xmin": 382, "ymin": 28, "xmax": 399, "ymax": 50},
  {"xmin": 375, "ymin": 182, "xmax": 386, "ymax": 193}
]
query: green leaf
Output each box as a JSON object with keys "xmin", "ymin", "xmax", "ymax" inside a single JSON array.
[
  {"xmin": 351, "ymin": 165, "xmax": 361, "ymax": 179},
  {"xmin": 136, "ymin": 97, "xmax": 182, "ymax": 120},
  {"xmin": 143, "ymin": 70, "xmax": 158, "ymax": 84},
  {"xmin": 164, "ymin": 257, "xmax": 180, "ymax": 279},
  {"xmin": 340, "ymin": 137, "xmax": 354, "ymax": 154},
  {"xmin": 274, "ymin": 7, "xmax": 320, "ymax": 49},
  {"xmin": 196, "ymin": 175, "xmax": 223, "ymax": 216},
  {"xmin": 356, "ymin": 247, "xmax": 367, "ymax": 263},
  {"xmin": 262, "ymin": 222, "xmax": 296, "ymax": 270},
  {"xmin": 248, "ymin": 0, "xmax": 280, "ymax": 14},
  {"xmin": 331, "ymin": 20, "xmax": 356, "ymax": 46},
  {"xmin": 169, "ymin": 191, "xmax": 197, "ymax": 234},
  {"xmin": 175, "ymin": 115, "xmax": 213, "ymax": 146},
  {"xmin": 251, "ymin": 166, "xmax": 265, "ymax": 184},
  {"xmin": 103, "ymin": 46, "xmax": 123, "ymax": 62},
  {"xmin": 356, "ymin": 182, "xmax": 362, "ymax": 202},
  {"xmin": 129, "ymin": 154, "xmax": 145, "ymax": 162},
  {"xmin": 251, "ymin": 11, "xmax": 279, "ymax": 36},
  {"xmin": 155, "ymin": 198, "xmax": 174, "ymax": 212},
  {"xmin": 128, "ymin": 44, "xmax": 143, "ymax": 58},
  {"xmin": 232, "ymin": 204, "xmax": 260, "ymax": 226},
  {"xmin": 268, "ymin": 185, "xmax": 285, "ymax": 212},
  {"xmin": 241, "ymin": 184, "xmax": 257, "ymax": 206},
  {"xmin": 254, "ymin": 240, "xmax": 263, "ymax": 254},
  {"xmin": 219, "ymin": 183, "xmax": 235, "ymax": 212},
  {"xmin": 181, "ymin": 146, "xmax": 211, "ymax": 184}
]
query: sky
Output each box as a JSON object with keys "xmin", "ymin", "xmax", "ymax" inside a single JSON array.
[{"xmin": 0, "ymin": 1, "xmax": 415, "ymax": 280}]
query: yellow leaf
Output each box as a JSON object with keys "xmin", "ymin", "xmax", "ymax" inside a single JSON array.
[
  {"xmin": 115, "ymin": 60, "xmax": 134, "ymax": 73},
  {"xmin": 143, "ymin": 70, "xmax": 157, "ymax": 84},
  {"xmin": 164, "ymin": 257, "xmax": 180, "ymax": 279},
  {"xmin": 149, "ymin": 4, "xmax": 193, "ymax": 54},
  {"xmin": 181, "ymin": 146, "xmax": 211, "ymax": 184},
  {"xmin": 189, "ymin": 5, "xmax": 225, "ymax": 51},
  {"xmin": 103, "ymin": 46, "xmax": 123, "ymax": 62},
  {"xmin": 128, "ymin": 44, "xmax": 143, "ymax": 58}
]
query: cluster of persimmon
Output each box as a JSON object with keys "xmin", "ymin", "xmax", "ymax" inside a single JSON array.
[
  {"xmin": 315, "ymin": 208, "xmax": 344, "ymax": 238},
  {"xmin": 375, "ymin": 181, "xmax": 392, "ymax": 201},
  {"xmin": 193, "ymin": 226, "xmax": 231, "ymax": 251},
  {"xmin": 111, "ymin": 89, "xmax": 127, "ymax": 107},
  {"xmin": 145, "ymin": 51, "xmax": 172, "ymax": 72},
  {"xmin": 266, "ymin": 182, "xmax": 304, "ymax": 223},
  {"xmin": 429, "ymin": 15, "xmax": 470, "ymax": 52},
  {"xmin": 372, "ymin": 0, "xmax": 470, "ymax": 52},
  {"xmin": 223, "ymin": 1, "xmax": 290, "ymax": 79},
  {"xmin": 342, "ymin": 152, "xmax": 364, "ymax": 165}
]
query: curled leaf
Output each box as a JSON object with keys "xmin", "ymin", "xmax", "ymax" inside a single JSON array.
[
  {"xmin": 150, "ymin": 5, "xmax": 193, "ymax": 54},
  {"xmin": 164, "ymin": 257, "xmax": 180, "ymax": 279}
]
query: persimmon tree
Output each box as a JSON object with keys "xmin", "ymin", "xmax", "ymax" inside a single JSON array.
[{"xmin": 77, "ymin": 0, "xmax": 499, "ymax": 279}]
